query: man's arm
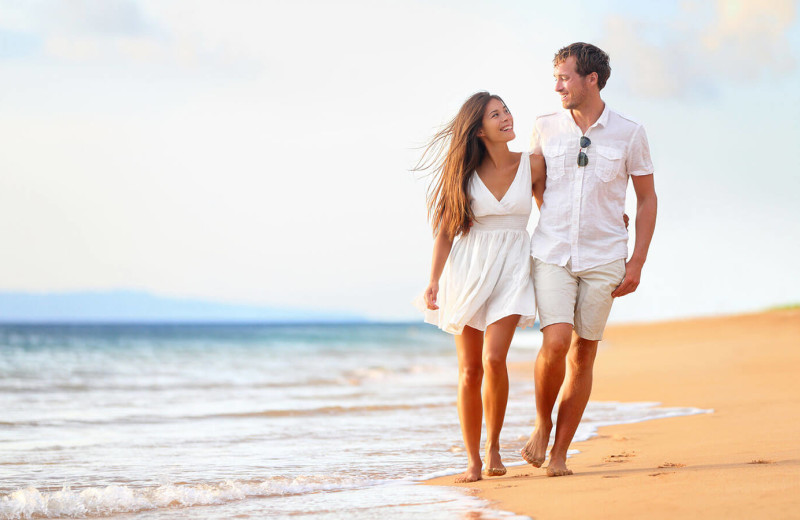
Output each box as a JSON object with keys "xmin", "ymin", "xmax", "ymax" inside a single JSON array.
[{"xmin": 611, "ymin": 174, "xmax": 657, "ymax": 298}]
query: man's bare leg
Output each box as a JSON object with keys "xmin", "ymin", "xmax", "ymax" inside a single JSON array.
[
  {"xmin": 481, "ymin": 314, "xmax": 519, "ymax": 476},
  {"xmin": 521, "ymin": 323, "xmax": 572, "ymax": 467},
  {"xmin": 547, "ymin": 337, "xmax": 598, "ymax": 476},
  {"xmin": 454, "ymin": 326, "xmax": 485, "ymax": 483}
]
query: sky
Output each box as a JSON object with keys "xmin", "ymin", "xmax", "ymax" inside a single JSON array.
[{"xmin": 0, "ymin": 0, "xmax": 798, "ymax": 322}]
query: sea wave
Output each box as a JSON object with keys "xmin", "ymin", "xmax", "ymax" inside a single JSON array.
[
  {"xmin": 0, "ymin": 476, "xmax": 367, "ymax": 520},
  {"xmin": 214, "ymin": 401, "xmax": 453, "ymax": 418},
  {"xmin": 0, "ymin": 377, "xmax": 349, "ymax": 394},
  {"xmin": 0, "ymin": 400, "xmax": 456, "ymax": 429}
]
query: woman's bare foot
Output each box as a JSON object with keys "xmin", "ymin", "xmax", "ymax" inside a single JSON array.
[
  {"xmin": 454, "ymin": 463, "xmax": 483, "ymax": 483},
  {"xmin": 483, "ymin": 443, "xmax": 506, "ymax": 476},
  {"xmin": 521, "ymin": 421, "xmax": 551, "ymax": 467},
  {"xmin": 546, "ymin": 456, "xmax": 573, "ymax": 477}
]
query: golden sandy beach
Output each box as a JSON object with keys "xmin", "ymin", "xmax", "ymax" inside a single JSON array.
[{"xmin": 427, "ymin": 309, "xmax": 800, "ymax": 519}]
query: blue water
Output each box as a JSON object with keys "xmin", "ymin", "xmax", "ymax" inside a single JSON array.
[{"xmin": 0, "ymin": 323, "xmax": 707, "ymax": 519}]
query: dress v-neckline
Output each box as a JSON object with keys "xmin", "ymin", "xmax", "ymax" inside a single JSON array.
[{"xmin": 475, "ymin": 154, "xmax": 523, "ymax": 203}]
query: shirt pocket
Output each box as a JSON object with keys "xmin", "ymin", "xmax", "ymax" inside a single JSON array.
[
  {"xmin": 595, "ymin": 145, "xmax": 625, "ymax": 182},
  {"xmin": 542, "ymin": 144, "xmax": 568, "ymax": 180}
]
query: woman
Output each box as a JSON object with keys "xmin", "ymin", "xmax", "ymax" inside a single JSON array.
[{"xmin": 416, "ymin": 92, "xmax": 545, "ymax": 483}]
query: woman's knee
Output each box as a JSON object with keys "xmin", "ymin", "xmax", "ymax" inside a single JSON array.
[
  {"xmin": 482, "ymin": 351, "xmax": 507, "ymax": 373},
  {"xmin": 459, "ymin": 364, "xmax": 483, "ymax": 387}
]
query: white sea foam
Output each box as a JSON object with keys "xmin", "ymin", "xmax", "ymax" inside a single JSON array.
[{"xmin": 0, "ymin": 477, "xmax": 367, "ymax": 520}]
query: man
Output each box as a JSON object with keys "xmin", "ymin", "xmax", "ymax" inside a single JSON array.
[{"xmin": 521, "ymin": 42, "xmax": 657, "ymax": 476}]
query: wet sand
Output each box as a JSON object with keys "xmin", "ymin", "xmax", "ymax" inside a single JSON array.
[{"xmin": 426, "ymin": 309, "xmax": 800, "ymax": 519}]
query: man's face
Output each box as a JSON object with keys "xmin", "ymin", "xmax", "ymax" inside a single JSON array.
[{"xmin": 554, "ymin": 56, "xmax": 589, "ymax": 110}]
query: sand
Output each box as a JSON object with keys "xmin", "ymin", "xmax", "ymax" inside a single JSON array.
[{"xmin": 426, "ymin": 309, "xmax": 800, "ymax": 519}]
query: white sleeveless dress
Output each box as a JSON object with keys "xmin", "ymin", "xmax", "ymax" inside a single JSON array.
[{"xmin": 417, "ymin": 153, "xmax": 537, "ymax": 335}]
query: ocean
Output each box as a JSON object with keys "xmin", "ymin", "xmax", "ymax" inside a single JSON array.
[{"xmin": 0, "ymin": 323, "xmax": 707, "ymax": 519}]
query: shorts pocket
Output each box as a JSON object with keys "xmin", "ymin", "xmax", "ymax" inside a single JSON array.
[
  {"xmin": 613, "ymin": 259, "xmax": 627, "ymax": 285},
  {"xmin": 542, "ymin": 144, "xmax": 568, "ymax": 180},
  {"xmin": 595, "ymin": 145, "xmax": 625, "ymax": 182}
]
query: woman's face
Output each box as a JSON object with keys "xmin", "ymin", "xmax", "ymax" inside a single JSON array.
[{"xmin": 478, "ymin": 98, "xmax": 515, "ymax": 143}]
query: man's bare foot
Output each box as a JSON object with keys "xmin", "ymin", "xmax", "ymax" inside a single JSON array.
[
  {"xmin": 521, "ymin": 421, "xmax": 551, "ymax": 467},
  {"xmin": 484, "ymin": 444, "xmax": 506, "ymax": 476},
  {"xmin": 454, "ymin": 463, "xmax": 483, "ymax": 483},
  {"xmin": 546, "ymin": 457, "xmax": 573, "ymax": 477}
]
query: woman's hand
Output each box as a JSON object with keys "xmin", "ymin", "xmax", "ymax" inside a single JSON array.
[
  {"xmin": 424, "ymin": 282, "xmax": 440, "ymax": 310},
  {"xmin": 424, "ymin": 230, "xmax": 452, "ymax": 311}
]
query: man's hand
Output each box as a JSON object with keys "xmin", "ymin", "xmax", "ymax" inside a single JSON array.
[
  {"xmin": 611, "ymin": 259, "xmax": 642, "ymax": 298},
  {"xmin": 614, "ymin": 174, "xmax": 656, "ymax": 298}
]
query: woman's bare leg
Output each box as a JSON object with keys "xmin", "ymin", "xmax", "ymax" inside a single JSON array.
[
  {"xmin": 481, "ymin": 314, "xmax": 519, "ymax": 476},
  {"xmin": 454, "ymin": 325, "xmax": 485, "ymax": 482}
]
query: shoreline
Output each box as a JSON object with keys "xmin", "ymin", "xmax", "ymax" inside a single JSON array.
[{"xmin": 425, "ymin": 309, "xmax": 800, "ymax": 519}]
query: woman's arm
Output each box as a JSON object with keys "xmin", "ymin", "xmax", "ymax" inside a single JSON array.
[
  {"xmin": 424, "ymin": 230, "xmax": 454, "ymax": 310},
  {"xmin": 530, "ymin": 153, "xmax": 546, "ymax": 210}
]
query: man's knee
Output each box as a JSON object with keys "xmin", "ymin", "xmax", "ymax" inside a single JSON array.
[
  {"xmin": 568, "ymin": 337, "xmax": 599, "ymax": 370},
  {"xmin": 540, "ymin": 323, "xmax": 573, "ymax": 358}
]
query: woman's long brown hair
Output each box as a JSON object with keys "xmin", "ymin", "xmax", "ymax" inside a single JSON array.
[{"xmin": 414, "ymin": 92, "xmax": 503, "ymax": 239}]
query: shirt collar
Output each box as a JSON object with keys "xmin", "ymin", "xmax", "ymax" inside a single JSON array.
[
  {"xmin": 595, "ymin": 103, "xmax": 610, "ymax": 128},
  {"xmin": 563, "ymin": 103, "xmax": 611, "ymax": 131}
]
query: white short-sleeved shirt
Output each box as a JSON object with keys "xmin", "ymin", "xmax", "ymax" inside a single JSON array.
[{"xmin": 529, "ymin": 105, "xmax": 654, "ymax": 271}]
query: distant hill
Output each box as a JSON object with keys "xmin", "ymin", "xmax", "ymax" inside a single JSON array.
[{"xmin": 0, "ymin": 290, "xmax": 364, "ymax": 323}]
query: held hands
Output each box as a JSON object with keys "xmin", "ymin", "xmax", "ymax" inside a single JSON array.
[{"xmin": 424, "ymin": 281, "xmax": 440, "ymax": 310}]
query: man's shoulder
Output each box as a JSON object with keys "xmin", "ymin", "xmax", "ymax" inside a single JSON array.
[
  {"xmin": 608, "ymin": 108, "xmax": 645, "ymax": 130},
  {"xmin": 535, "ymin": 111, "xmax": 561, "ymax": 120},
  {"xmin": 533, "ymin": 111, "xmax": 565, "ymax": 135}
]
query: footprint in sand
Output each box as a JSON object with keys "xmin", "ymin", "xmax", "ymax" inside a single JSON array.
[
  {"xmin": 604, "ymin": 451, "xmax": 636, "ymax": 463},
  {"xmin": 658, "ymin": 462, "xmax": 686, "ymax": 468}
]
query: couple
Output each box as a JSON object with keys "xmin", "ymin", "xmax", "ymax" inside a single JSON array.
[{"xmin": 417, "ymin": 42, "xmax": 657, "ymax": 482}]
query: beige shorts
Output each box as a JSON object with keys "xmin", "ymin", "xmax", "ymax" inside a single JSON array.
[{"xmin": 532, "ymin": 258, "xmax": 626, "ymax": 341}]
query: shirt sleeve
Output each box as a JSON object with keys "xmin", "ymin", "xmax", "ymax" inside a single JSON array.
[
  {"xmin": 529, "ymin": 118, "xmax": 543, "ymax": 155},
  {"xmin": 626, "ymin": 124, "xmax": 654, "ymax": 176}
]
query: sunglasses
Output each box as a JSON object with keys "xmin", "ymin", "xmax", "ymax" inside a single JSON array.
[{"xmin": 578, "ymin": 136, "xmax": 591, "ymax": 167}]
